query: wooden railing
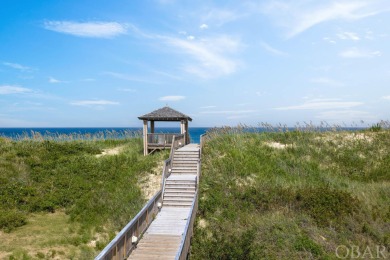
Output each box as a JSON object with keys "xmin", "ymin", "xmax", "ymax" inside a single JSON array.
[
  {"xmin": 175, "ymin": 150, "xmax": 202, "ymax": 260},
  {"xmin": 95, "ymin": 190, "xmax": 162, "ymax": 260},
  {"xmin": 175, "ymin": 190, "xmax": 199, "ymax": 260},
  {"xmin": 169, "ymin": 133, "xmax": 185, "ymax": 158},
  {"xmin": 147, "ymin": 133, "xmax": 176, "ymax": 146},
  {"xmin": 161, "ymin": 158, "xmax": 172, "ymax": 201},
  {"xmin": 96, "ymin": 133, "xmax": 186, "ymax": 260},
  {"xmin": 96, "ymin": 132, "xmax": 193, "ymax": 259}
]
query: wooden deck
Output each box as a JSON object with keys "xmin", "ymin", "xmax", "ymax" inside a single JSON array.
[{"xmin": 128, "ymin": 144, "xmax": 200, "ymax": 259}]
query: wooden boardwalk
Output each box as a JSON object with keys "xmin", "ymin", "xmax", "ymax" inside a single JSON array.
[{"xmin": 128, "ymin": 144, "xmax": 200, "ymax": 259}]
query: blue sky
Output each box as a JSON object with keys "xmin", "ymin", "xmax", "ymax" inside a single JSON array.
[{"xmin": 1, "ymin": 0, "xmax": 389, "ymax": 127}]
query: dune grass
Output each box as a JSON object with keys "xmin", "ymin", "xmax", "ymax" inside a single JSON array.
[
  {"xmin": 0, "ymin": 135, "xmax": 166, "ymax": 259},
  {"xmin": 191, "ymin": 125, "xmax": 390, "ymax": 259}
]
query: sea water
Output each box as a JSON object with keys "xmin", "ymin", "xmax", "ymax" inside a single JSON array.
[{"xmin": 0, "ymin": 127, "xmax": 210, "ymax": 144}]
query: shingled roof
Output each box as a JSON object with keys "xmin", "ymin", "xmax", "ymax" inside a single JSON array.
[{"xmin": 138, "ymin": 106, "xmax": 192, "ymax": 121}]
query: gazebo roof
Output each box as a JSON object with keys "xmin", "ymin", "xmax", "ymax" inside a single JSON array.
[{"xmin": 138, "ymin": 106, "xmax": 192, "ymax": 121}]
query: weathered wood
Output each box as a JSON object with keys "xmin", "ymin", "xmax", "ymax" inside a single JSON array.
[
  {"xmin": 97, "ymin": 143, "xmax": 201, "ymax": 260},
  {"xmin": 95, "ymin": 190, "xmax": 162, "ymax": 260},
  {"xmin": 129, "ymin": 144, "xmax": 200, "ymax": 259},
  {"xmin": 143, "ymin": 120, "xmax": 148, "ymax": 156}
]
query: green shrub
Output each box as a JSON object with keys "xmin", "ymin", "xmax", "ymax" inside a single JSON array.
[
  {"xmin": 0, "ymin": 209, "xmax": 27, "ymax": 232},
  {"xmin": 192, "ymin": 127, "xmax": 390, "ymax": 259},
  {"xmin": 0, "ymin": 137, "xmax": 164, "ymax": 241},
  {"xmin": 293, "ymin": 235, "xmax": 323, "ymax": 256},
  {"xmin": 296, "ymin": 186, "xmax": 360, "ymax": 227}
]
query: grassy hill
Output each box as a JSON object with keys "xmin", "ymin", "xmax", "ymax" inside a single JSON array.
[
  {"xmin": 0, "ymin": 136, "xmax": 166, "ymax": 259},
  {"xmin": 191, "ymin": 127, "xmax": 389, "ymax": 259}
]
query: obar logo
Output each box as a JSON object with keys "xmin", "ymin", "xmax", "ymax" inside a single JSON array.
[{"xmin": 335, "ymin": 245, "xmax": 387, "ymax": 259}]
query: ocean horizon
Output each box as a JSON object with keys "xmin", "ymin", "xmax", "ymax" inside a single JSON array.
[
  {"xmin": 0, "ymin": 126, "xmax": 368, "ymax": 144},
  {"xmin": 0, "ymin": 127, "xmax": 210, "ymax": 144}
]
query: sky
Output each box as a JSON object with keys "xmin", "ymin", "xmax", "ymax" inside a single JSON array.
[{"xmin": 0, "ymin": 0, "xmax": 389, "ymax": 127}]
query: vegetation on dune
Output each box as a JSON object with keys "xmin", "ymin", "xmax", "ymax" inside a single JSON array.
[
  {"xmin": 191, "ymin": 124, "xmax": 390, "ymax": 259},
  {"xmin": 0, "ymin": 134, "xmax": 166, "ymax": 259}
]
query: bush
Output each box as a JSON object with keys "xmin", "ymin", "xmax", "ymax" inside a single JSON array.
[
  {"xmin": 0, "ymin": 209, "xmax": 27, "ymax": 232},
  {"xmin": 296, "ymin": 186, "xmax": 360, "ymax": 227},
  {"xmin": 191, "ymin": 127, "xmax": 390, "ymax": 259}
]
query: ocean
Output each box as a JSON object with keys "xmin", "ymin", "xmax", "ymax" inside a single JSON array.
[
  {"xmin": 0, "ymin": 127, "xmax": 210, "ymax": 144},
  {"xmin": 0, "ymin": 126, "xmax": 366, "ymax": 144}
]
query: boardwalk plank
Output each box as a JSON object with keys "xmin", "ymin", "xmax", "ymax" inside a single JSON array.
[{"xmin": 128, "ymin": 144, "xmax": 200, "ymax": 259}]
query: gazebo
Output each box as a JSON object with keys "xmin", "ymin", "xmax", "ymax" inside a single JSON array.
[{"xmin": 138, "ymin": 106, "xmax": 192, "ymax": 155}]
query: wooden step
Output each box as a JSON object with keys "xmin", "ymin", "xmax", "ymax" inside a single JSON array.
[
  {"xmin": 173, "ymin": 158, "xmax": 198, "ymax": 161},
  {"xmin": 165, "ymin": 179, "xmax": 195, "ymax": 183},
  {"xmin": 163, "ymin": 194, "xmax": 194, "ymax": 198},
  {"xmin": 171, "ymin": 170, "xmax": 197, "ymax": 174},
  {"xmin": 163, "ymin": 190, "xmax": 195, "ymax": 196},
  {"xmin": 173, "ymin": 157, "xmax": 199, "ymax": 161},
  {"xmin": 163, "ymin": 197, "xmax": 193, "ymax": 203},
  {"xmin": 172, "ymin": 161, "xmax": 198, "ymax": 164},
  {"xmin": 165, "ymin": 185, "xmax": 195, "ymax": 191},
  {"xmin": 174, "ymin": 155, "xmax": 198, "ymax": 159},
  {"xmin": 172, "ymin": 167, "xmax": 198, "ymax": 171},
  {"xmin": 174, "ymin": 154, "xmax": 199, "ymax": 157},
  {"xmin": 175, "ymin": 149, "xmax": 199, "ymax": 154},
  {"xmin": 164, "ymin": 188, "xmax": 195, "ymax": 192},
  {"xmin": 174, "ymin": 153, "xmax": 199, "ymax": 156},
  {"xmin": 165, "ymin": 181, "xmax": 195, "ymax": 187},
  {"xmin": 172, "ymin": 165, "xmax": 197, "ymax": 169},
  {"xmin": 163, "ymin": 202, "xmax": 193, "ymax": 207}
]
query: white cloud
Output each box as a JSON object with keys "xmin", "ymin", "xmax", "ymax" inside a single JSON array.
[
  {"xmin": 337, "ymin": 32, "xmax": 360, "ymax": 41},
  {"xmin": 339, "ymin": 47, "xmax": 381, "ymax": 58},
  {"xmin": 117, "ymin": 25, "xmax": 240, "ymax": 79},
  {"xmin": 260, "ymin": 41, "xmax": 288, "ymax": 56},
  {"xmin": 275, "ymin": 99, "xmax": 363, "ymax": 110},
  {"xmin": 202, "ymin": 9, "xmax": 241, "ymax": 26},
  {"xmin": 43, "ymin": 21, "xmax": 127, "ymax": 38},
  {"xmin": 262, "ymin": 1, "xmax": 390, "ymax": 38},
  {"xmin": 152, "ymin": 70, "xmax": 183, "ymax": 80},
  {"xmin": 323, "ymin": 37, "xmax": 336, "ymax": 44},
  {"xmin": 200, "ymin": 24, "xmax": 208, "ymax": 30},
  {"xmin": 310, "ymin": 77, "xmax": 344, "ymax": 87},
  {"xmin": 3, "ymin": 62, "xmax": 33, "ymax": 71},
  {"xmin": 0, "ymin": 85, "xmax": 32, "ymax": 95},
  {"xmin": 382, "ymin": 96, "xmax": 390, "ymax": 100},
  {"xmin": 164, "ymin": 35, "xmax": 240, "ymax": 78},
  {"xmin": 159, "ymin": 96, "xmax": 186, "ymax": 101},
  {"xmin": 48, "ymin": 77, "xmax": 64, "ymax": 83},
  {"xmin": 70, "ymin": 100, "xmax": 119, "ymax": 106}
]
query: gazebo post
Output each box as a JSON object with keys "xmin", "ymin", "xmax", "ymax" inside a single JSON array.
[
  {"xmin": 150, "ymin": 121, "xmax": 155, "ymax": 133},
  {"xmin": 185, "ymin": 120, "xmax": 189, "ymax": 144},
  {"xmin": 143, "ymin": 120, "xmax": 148, "ymax": 156},
  {"xmin": 180, "ymin": 120, "xmax": 185, "ymax": 143}
]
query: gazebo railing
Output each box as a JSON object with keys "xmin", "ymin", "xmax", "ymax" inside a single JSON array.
[{"xmin": 147, "ymin": 133, "xmax": 176, "ymax": 146}]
